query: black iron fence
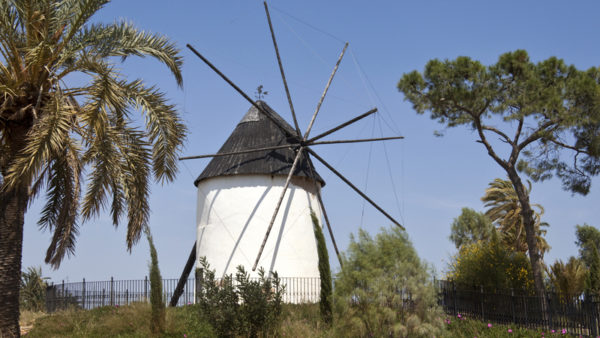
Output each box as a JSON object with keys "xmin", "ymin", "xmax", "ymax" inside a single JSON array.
[
  {"xmin": 436, "ymin": 279, "xmax": 600, "ymax": 337},
  {"xmin": 45, "ymin": 276, "xmax": 320, "ymax": 312}
]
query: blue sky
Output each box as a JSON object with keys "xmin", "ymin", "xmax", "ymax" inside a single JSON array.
[{"xmin": 22, "ymin": 0, "xmax": 600, "ymax": 282}]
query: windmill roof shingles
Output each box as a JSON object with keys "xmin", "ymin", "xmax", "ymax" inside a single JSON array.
[{"xmin": 194, "ymin": 101, "xmax": 325, "ymax": 187}]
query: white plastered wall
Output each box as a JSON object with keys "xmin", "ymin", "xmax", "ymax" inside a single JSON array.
[{"xmin": 195, "ymin": 175, "xmax": 322, "ymax": 279}]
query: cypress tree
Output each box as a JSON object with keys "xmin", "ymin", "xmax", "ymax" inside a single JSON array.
[
  {"xmin": 311, "ymin": 210, "xmax": 332, "ymax": 324},
  {"xmin": 145, "ymin": 227, "xmax": 165, "ymax": 334}
]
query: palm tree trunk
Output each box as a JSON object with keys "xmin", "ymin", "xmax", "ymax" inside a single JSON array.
[
  {"xmin": 506, "ymin": 169, "xmax": 549, "ymax": 316},
  {"xmin": 0, "ymin": 181, "xmax": 27, "ymax": 337}
]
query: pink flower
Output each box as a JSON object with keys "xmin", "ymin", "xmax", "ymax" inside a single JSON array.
[
  {"xmin": 457, "ymin": 314, "xmax": 462, "ymax": 318},
  {"xmin": 183, "ymin": 335, "xmax": 187, "ymax": 338},
  {"xmin": 508, "ymin": 329, "xmax": 513, "ymax": 333},
  {"xmin": 562, "ymin": 329, "xmax": 566, "ymax": 334},
  {"xmin": 552, "ymin": 330, "xmax": 555, "ymax": 333},
  {"xmin": 487, "ymin": 323, "xmax": 492, "ymax": 328}
]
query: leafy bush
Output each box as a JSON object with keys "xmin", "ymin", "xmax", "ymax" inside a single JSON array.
[
  {"xmin": 333, "ymin": 226, "xmax": 444, "ymax": 337},
  {"xmin": 196, "ymin": 257, "xmax": 284, "ymax": 337},
  {"xmin": 20, "ymin": 266, "xmax": 48, "ymax": 312},
  {"xmin": 447, "ymin": 232, "xmax": 534, "ymax": 291}
]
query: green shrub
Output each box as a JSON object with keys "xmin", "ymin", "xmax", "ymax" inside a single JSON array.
[
  {"xmin": 196, "ymin": 257, "xmax": 284, "ymax": 337},
  {"xmin": 333, "ymin": 226, "xmax": 444, "ymax": 337}
]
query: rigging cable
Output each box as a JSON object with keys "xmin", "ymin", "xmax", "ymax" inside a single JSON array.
[
  {"xmin": 360, "ymin": 115, "xmax": 377, "ymax": 227},
  {"xmin": 377, "ymin": 116, "xmax": 405, "ymax": 226}
]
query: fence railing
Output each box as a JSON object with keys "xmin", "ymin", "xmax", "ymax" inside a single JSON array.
[
  {"xmin": 45, "ymin": 276, "xmax": 320, "ymax": 312},
  {"xmin": 436, "ymin": 280, "xmax": 600, "ymax": 337},
  {"xmin": 47, "ymin": 276, "xmax": 599, "ymax": 336}
]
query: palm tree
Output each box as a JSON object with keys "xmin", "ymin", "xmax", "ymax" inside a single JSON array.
[
  {"xmin": 547, "ymin": 257, "xmax": 588, "ymax": 302},
  {"xmin": 481, "ymin": 178, "xmax": 550, "ymax": 257},
  {"xmin": 0, "ymin": 1, "xmax": 185, "ymax": 335},
  {"xmin": 20, "ymin": 266, "xmax": 49, "ymax": 312}
]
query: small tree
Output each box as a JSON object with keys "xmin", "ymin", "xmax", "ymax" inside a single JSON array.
[
  {"xmin": 145, "ymin": 227, "xmax": 165, "ymax": 334},
  {"xmin": 311, "ymin": 210, "xmax": 332, "ymax": 325},
  {"xmin": 398, "ymin": 50, "xmax": 600, "ymax": 300},
  {"xmin": 334, "ymin": 226, "xmax": 443, "ymax": 337},
  {"xmin": 449, "ymin": 207, "xmax": 494, "ymax": 249}
]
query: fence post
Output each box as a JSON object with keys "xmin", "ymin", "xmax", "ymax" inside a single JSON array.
[
  {"xmin": 102, "ymin": 288, "xmax": 105, "ymax": 306},
  {"xmin": 593, "ymin": 297, "xmax": 600, "ymax": 337},
  {"xmin": 144, "ymin": 276, "xmax": 148, "ymax": 303},
  {"xmin": 452, "ymin": 281, "xmax": 457, "ymax": 316},
  {"xmin": 126, "ymin": 289, "xmax": 129, "ymax": 305},
  {"xmin": 110, "ymin": 277, "xmax": 114, "ymax": 306},
  {"xmin": 480, "ymin": 285, "xmax": 484, "ymax": 321},
  {"xmin": 61, "ymin": 280, "xmax": 65, "ymax": 309},
  {"xmin": 82, "ymin": 278, "xmax": 86, "ymax": 309},
  {"xmin": 511, "ymin": 288, "xmax": 515, "ymax": 324}
]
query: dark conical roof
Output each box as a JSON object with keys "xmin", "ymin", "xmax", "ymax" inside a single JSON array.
[{"xmin": 194, "ymin": 101, "xmax": 325, "ymax": 187}]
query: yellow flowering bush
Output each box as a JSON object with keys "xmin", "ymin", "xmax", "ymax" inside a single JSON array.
[{"xmin": 447, "ymin": 233, "xmax": 534, "ymax": 291}]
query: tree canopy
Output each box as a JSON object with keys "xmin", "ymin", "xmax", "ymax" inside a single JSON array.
[
  {"xmin": 398, "ymin": 50, "xmax": 600, "ymax": 195},
  {"xmin": 449, "ymin": 207, "xmax": 494, "ymax": 249}
]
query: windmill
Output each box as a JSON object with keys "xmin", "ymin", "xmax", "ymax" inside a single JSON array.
[{"xmin": 169, "ymin": 2, "xmax": 404, "ymax": 306}]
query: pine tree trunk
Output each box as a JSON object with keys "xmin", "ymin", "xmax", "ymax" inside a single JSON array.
[
  {"xmin": 0, "ymin": 182, "xmax": 27, "ymax": 337},
  {"xmin": 506, "ymin": 169, "xmax": 548, "ymax": 314}
]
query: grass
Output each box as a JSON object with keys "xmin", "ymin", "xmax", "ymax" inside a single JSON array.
[
  {"xmin": 25, "ymin": 303, "xmax": 585, "ymax": 337},
  {"xmin": 26, "ymin": 303, "xmax": 214, "ymax": 337}
]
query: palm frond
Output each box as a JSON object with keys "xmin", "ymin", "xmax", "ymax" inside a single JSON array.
[
  {"xmin": 116, "ymin": 127, "xmax": 151, "ymax": 248},
  {"xmin": 65, "ymin": 21, "xmax": 183, "ymax": 86},
  {"xmin": 41, "ymin": 136, "xmax": 82, "ymax": 268},
  {"xmin": 123, "ymin": 79, "xmax": 186, "ymax": 183},
  {"xmin": 80, "ymin": 123, "xmax": 120, "ymax": 220},
  {"xmin": 3, "ymin": 93, "xmax": 74, "ymax": 192}
]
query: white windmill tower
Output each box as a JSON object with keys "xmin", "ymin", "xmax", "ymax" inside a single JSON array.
[
  {"xmin": 169, "ymin": 2, "xmax": 404, "ymax": 306},
  {"xmin": 194, "ymin": 100, "xmax": 326, "ymax": 279}
]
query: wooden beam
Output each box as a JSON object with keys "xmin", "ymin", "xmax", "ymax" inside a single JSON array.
[
  {"xmin": 306, "ymin": 147, "xmax": 405, "ymax": 230},
  {"xmin": 179, "ymin": 143, "xmax": 300, "ymax": 161},
  {"xmin": 169, "ymin": 242, "xmax": 196, "ymax": 307},
  {"xmin": 310, "ymin": 136, "xmax": 404, "ymax": 147},
  {"xmin": 303, "ymin": 42, "xmax": 349, "ymax": 140},
  {"xmin": 186, "ymin": 44, "xmax": 294, "ymax": 138},
  {"xmin": 264, "ymin": 1, "xmax": 302, "ymax": 137},
  {"xmin": 306, "ymin": 108, "xmax": 377, "ymax": 143},
  {"xmin": 317, "ymin": 192, "xmax": 343, "ymax": 267},
  {"xmin": 253, "ymin": 147, "xmax": 304, "ymax": 271}
]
